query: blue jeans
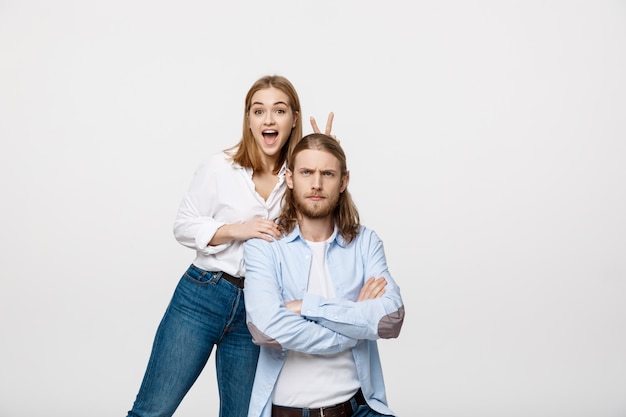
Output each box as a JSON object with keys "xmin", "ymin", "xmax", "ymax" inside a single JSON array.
[
  {"xmin": 127, "ymin": 264, "xmax": 260, "ymax": 417},
  {"xmin": 352, "ymin": 406, "xmax": 394, "ymax": 417}
]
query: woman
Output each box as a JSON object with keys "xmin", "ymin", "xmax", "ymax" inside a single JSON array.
[{"xmin": 126, "ymin": 75, "xmax": 333, "ymax": 417}]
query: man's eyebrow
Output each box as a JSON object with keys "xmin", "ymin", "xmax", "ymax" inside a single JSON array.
[{"xmin": 297, "ymin": 167, "xmax": 337, "ymax": 174}]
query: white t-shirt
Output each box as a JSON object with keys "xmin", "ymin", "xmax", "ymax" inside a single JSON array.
[{"xmin": 272, "ymin": 238, "xmax": 360, "ymax": 408}]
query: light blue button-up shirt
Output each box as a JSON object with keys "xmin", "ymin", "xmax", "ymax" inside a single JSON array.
[{"xmin": 243, "ymin": 224, "xmax": 405, "ymax": 417}]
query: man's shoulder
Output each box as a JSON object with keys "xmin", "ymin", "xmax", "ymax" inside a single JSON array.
[
  {"xmin": 356, "ymin": 225, "xmax": 377, "ymax": 238},
  {"xmin": 244, "ymin": 236, "xmax": 267, "ymax": 248},
  {"xmin": 244, "ymin": 232, "xmax": 304, "ymax": 253},
  {"xmin": 244, "ymin": 236, "xmax": 283, "ymax": 250},
  {"xmin": 352, "ymin": 225, "xmax": 383, "ymax": 245}
]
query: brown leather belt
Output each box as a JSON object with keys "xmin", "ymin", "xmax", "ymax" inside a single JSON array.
[
  {"xmin": 272, "ymin": 389, "xmax": 366, "ymax": 417},
  {"xmin": 219, "ymin": 271, "xmax": 245, "ymax": 289}
]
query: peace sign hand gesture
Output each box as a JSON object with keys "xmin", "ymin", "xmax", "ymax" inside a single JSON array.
[{"xmin": 309, "ymin": 112, "xmax": 337, "ymax": 141}]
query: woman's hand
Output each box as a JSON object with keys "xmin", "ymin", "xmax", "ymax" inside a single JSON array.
[
  {"xmin": 211, "ymin": 217, "xmax": 281, "ymax": 245},
  {"xmin": 238, "ymin": 217, "xmax": 282, "ymax": 241},
  {"xmin": 310, "ymin": 112, "xmax": 336, "ymax": 140}
]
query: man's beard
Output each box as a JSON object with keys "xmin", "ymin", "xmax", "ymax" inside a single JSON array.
[{"xmin": 293, "ymin": 191, "xmax": 340, "ymax": 219}]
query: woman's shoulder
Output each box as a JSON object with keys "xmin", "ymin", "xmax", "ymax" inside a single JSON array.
[{"xmin": 197, "ymin": 149, "xmax": 237, "ymax": 171}]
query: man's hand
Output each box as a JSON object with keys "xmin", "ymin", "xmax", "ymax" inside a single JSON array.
[
  {"xmin": 284, "ymin": 300, "xmax": 302, "ymax": 314},
  {"xmin": 357, "ymin": 277, "xmax": 387, "ymax": 301},
  {"xmin": 283, "ymin": 275, "xmax": 385, "ymax": 314}
]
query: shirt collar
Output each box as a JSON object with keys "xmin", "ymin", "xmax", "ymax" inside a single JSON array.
[
  {"xmin": 231, "ymin": 159, "xmax": 287, "ymax": 178},
  {"xmin": 277, "ymin": 161, "xmax": 287, "ymax": 177},
  {"xmin": 284, "ymin": 223, "xmax": 347, "ymax": 247}
]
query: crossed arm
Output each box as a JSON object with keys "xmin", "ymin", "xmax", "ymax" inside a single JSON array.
[
  {"xmin": 283, "ymin": 276, "xmax": 387, "ymax": 314},
  {"xmin": 243, "ymin": 229, "xmax": 404, "ymax": 353}
]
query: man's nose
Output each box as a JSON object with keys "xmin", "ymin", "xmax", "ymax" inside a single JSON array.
[{"xmin": 311, "ymin": 173, "xmax": 322, "ymax": 189}]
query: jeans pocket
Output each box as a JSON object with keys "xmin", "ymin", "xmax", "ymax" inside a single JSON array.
[{"xmin": 183, "ymin": 264, "xmax": 214, "ymax": 285}]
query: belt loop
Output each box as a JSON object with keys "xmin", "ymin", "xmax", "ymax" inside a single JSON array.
[
  {"xmin": 349, "ymin": 396, "xmax": 358, "ymax": 412},
  {"xmin": 214, "ymin": 271, "xmax": 224, "ymax": 285},
  {"xmin": 208, "ymin": 270, "xmax": 220, "ymax": 285}
]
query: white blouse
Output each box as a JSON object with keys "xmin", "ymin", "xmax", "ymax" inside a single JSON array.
[{"xmin": 173, "ymin": 150, "xmax": 286, "ymax": 277}]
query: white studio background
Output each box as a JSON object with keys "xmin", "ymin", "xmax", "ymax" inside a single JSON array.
[{"xmin": 1, "ymin": 1, "xmax": 625, "ymax": 416}]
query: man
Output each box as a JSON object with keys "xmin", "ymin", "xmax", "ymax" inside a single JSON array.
[{"xmin": 243, "ymin": 133, "xmax": 405, "ymax": 417}]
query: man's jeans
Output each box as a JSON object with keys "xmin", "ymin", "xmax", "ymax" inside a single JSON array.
[
  {"xmin": 127, "ymin": 264, "xmax": 259, "ymax": 417},
  {"xmin": 353, "ymin": 405, "xmax": 395, "ymax": 417}
]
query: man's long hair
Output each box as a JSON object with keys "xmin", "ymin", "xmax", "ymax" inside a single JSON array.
[
  {"xmin": 278, "ymin": 133, "xmax": 361, "ymax": 243},
  {"xmin": 227, "ymin": 75, "xmax": 303, "ymax": 175}
]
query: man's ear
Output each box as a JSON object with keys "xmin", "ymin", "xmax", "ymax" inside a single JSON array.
[
  {"xmin": 286, "ymin": 169, "xmax": 294, "ymax": 189},
  {"xmin": 340, "ymin": 171, "xmax": 350, "ymax": 193}
]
